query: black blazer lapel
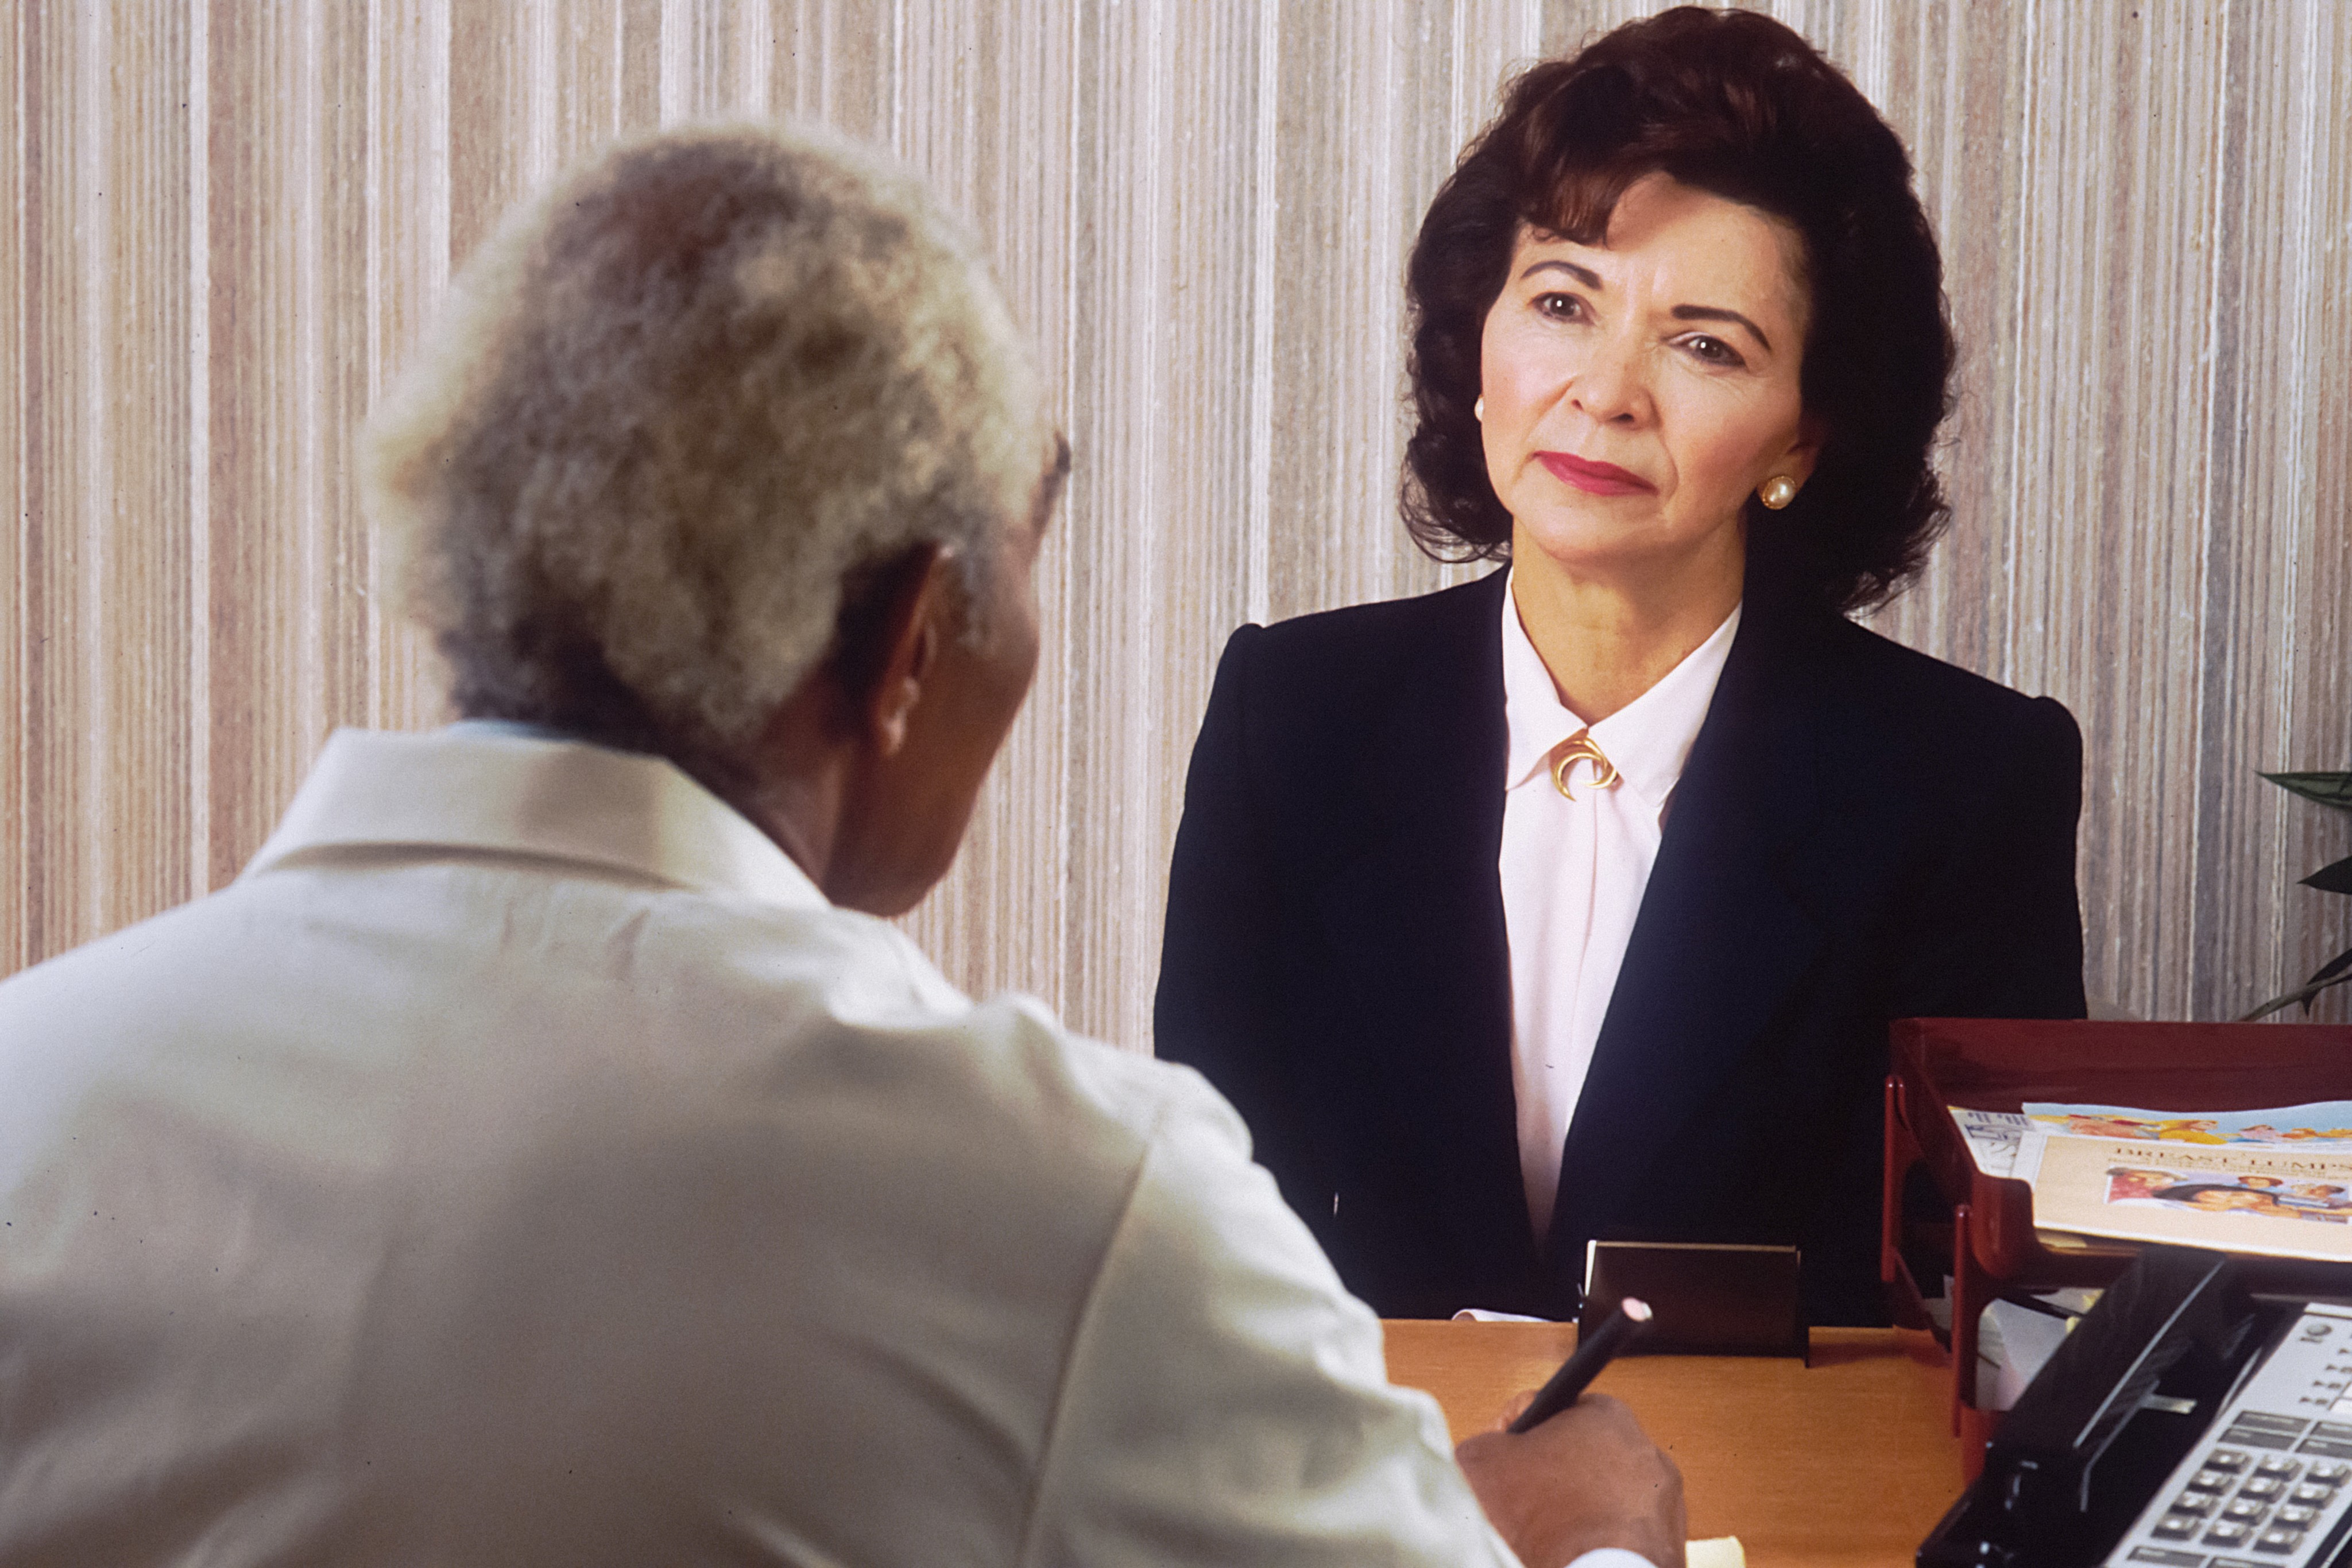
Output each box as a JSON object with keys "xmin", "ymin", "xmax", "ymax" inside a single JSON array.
[
  {"xmin": 1310, "ymin": 570, "xmax": 1539, "ymax": 1302},
  {"xmin": 1544, "ymin": 601, "xmax": 1832, "ymax": 1287}
]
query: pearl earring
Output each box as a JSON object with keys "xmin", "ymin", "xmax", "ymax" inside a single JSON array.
[
  {"xmin": 1473, "ymin": 396, "xmax": 1486, "ymax": 422},
  {"xmin": 1759, "ymin": 475, "xmax": 1797, "ymax": 510}
]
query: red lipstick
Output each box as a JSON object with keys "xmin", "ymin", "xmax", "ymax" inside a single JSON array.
[{"xmin": 1539, "ymin": 452, "xmax": 1654, "ymax": 496}]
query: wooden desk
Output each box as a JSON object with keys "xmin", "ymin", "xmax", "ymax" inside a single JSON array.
[{"xmin": 1383, "ymin": 1321, "xmax": 1964, "ymax": 1568}]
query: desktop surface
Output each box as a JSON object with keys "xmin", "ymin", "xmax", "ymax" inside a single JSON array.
[{"xmin": 1383, "ymin": 1319, "xmax": 1964, "ymax": 1568}]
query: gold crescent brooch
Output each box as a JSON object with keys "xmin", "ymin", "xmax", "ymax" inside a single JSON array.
[{"xmin": 1550, "ymin": 731, "xmax": 1622, "ymax": 801}]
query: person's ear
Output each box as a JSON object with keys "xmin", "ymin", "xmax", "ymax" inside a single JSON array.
[
  {"xmin": 860, "ymin": 543, "xmax": 957, "ymax": 758},
  {"xmin": 1779, "ymin": 413, "xmax": 1827, "ymax": 489}
]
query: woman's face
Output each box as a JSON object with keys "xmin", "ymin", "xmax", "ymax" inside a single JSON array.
[{"xmin": 1479, "ymin": 173, "xmax": 1818, "ymax": 594}]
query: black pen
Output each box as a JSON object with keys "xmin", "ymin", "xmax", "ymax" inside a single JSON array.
[{"xmin": 1509, "ymin": 1297, "xmax": 1654, "ymax": 1433}]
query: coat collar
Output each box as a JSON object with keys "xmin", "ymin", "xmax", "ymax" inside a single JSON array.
[
  {"xmin": 1309, "ymin": 570, "xmax": 1540, "ymax": 1297},
  {"xmin": 1545, "ymin": 593, "xmax": 1842, "ymax": 1283},
  {"xmin": 1333, "ymin": 568, "xmax": 1514, "ymax": 852},
  {"xmin": 243, "ymin": 726, "xmax": 829, "ymax": 912},
  {"xmin": 1500, "ymin": 576, "xmax": 1741, "ymax": 814}
]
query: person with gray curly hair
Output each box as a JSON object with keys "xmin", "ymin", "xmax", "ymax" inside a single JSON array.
[
  {"xmin": 366, "ymin": 123, "xmax": 1058, "ymax": 908},
  {"xmin": 0, "ymin": 123, "xmax": 1681, "ymax": 1567}
]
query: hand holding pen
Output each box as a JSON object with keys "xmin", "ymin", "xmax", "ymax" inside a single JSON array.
[
  {"xmin": 1511, "ymin": 1297, "xmax": 1655, "ymax": 1433},
  {"xmin": 1457, "ymin": 1296, "xmax": 1682, "ymax": 1568}
]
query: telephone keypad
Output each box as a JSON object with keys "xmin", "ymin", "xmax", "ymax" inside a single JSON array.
[{"xmin": 2106, "ymin": 1305, "xmax": 2352, "ymax": 1567}]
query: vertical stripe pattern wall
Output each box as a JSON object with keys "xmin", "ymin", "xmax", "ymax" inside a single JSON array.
[{"xmin": 4, "ymin": 1, "xmax": 2347, "ymax": 1046}]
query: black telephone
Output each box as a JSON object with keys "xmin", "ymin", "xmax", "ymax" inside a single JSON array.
[{"xmin": 1920, "ymin": 1245, "xmax": 2352, "ymax": 1567}]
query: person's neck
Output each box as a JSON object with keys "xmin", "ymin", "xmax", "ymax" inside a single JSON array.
[
  {"xmin": 717, "ymin": 765, "xmax": 841, "ymax": 890},
  {"xmin": 672, "ymin": 685, "xmax": 852, "ymax": 897},
  {"xmin": 1509, "ymin": 532, "xmax": 1743, "ymax": 725}
]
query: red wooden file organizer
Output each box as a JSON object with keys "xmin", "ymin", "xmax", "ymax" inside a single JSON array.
[{"xmin": 1881, "ymin": 1017, "xmax": 2352, "ymax": 1470}]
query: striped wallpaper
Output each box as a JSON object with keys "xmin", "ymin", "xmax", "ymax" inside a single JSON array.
[{"xmin": 5, "ymin": 1, "xmax": 2347, "ymax": 1052}]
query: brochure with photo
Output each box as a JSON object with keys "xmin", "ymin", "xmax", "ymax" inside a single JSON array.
[
  {"xmin": 2016, "ymin": 1133, "xmax": 2352, "ymax": 1263},
  {"xmin": 2019, "ymin": 1101, "xmax": 2352, "ymax": 1151}
]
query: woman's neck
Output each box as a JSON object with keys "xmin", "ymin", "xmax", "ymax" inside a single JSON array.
[{"xmin": 1508, "ymin": 529, "xmax": 1744, "ymax": 724}]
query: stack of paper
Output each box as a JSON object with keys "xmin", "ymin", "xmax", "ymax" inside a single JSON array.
[{"xmin": 1947, "ymin": 1101, "xmax": 2352, "ymax": 1263}]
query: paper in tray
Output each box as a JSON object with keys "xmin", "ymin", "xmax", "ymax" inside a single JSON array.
[
  {"xmin": 2017, "ymin": 1133, "xmax": 2352, "ymax": 1263},
  {"xmin": 1947, "ymin": 1106, "xmax": 2034, "ymax": 1178},
  {"xmin": 2021, "ymin": 1100, "xmax": 2352, "ymax": 1150}
]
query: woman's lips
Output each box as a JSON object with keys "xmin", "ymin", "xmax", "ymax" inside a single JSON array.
[{"xmin": 1538, "ymin": 452, "xmax": 1655, "ymax": 496}]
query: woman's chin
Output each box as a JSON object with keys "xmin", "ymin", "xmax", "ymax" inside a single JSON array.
[{"xmin": 1509, "ymin": 517, "xmax": 1747, "ymax": 602}]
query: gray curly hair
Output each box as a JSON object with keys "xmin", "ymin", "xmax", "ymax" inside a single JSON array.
[{"xmin": 365, "ymin": 122, "xmax": 1048, "ymax": 758}]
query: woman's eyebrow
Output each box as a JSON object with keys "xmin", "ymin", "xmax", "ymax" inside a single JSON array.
[
  {"xmin": 1672, "ymin": 304, "xmax": 1771, "ymax": 354},
  {"xmin": 1519, "ymin": 258, "xmax": 1602, "ymax": 289},
  {"xmin": 1519, "ymin": 260, "xmax": 1777, "ymax": 355}
]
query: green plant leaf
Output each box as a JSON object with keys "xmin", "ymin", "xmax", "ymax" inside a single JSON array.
[
  {"xmin": 2307, "ymin": 855, "xmax": 2352, "ymax": 896},
  {"xmin": 2262, "ymin": 771, "xmax": 2352, "ymax": 810},
  {"xmin": 2239, "ymin": 946, "xmax": 2352, "ymax": 1021},
  {"xmin": 2241, "ymin": 961, "xmax": 2352, "ymax": 1021}
]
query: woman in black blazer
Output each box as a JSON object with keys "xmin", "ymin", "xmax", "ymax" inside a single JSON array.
[{"xmin": 1155, "ymin": 9, "xmax": 2086, "ymax": 1326}]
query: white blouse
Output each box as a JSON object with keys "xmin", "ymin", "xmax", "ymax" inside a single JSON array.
[{"xmin": 1499, "ymin": 576, "xmax": 1740, "ymax": 1241}]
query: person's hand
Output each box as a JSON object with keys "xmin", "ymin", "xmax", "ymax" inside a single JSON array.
[{"xmin": 1454, "ymin": 1391, "xmax": 1685, "ymax": 1568}]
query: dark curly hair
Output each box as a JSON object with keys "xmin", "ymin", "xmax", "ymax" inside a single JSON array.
[{"xmin": 1401, "ymin": 6, "xmax": 1954, "ymax": 614}]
